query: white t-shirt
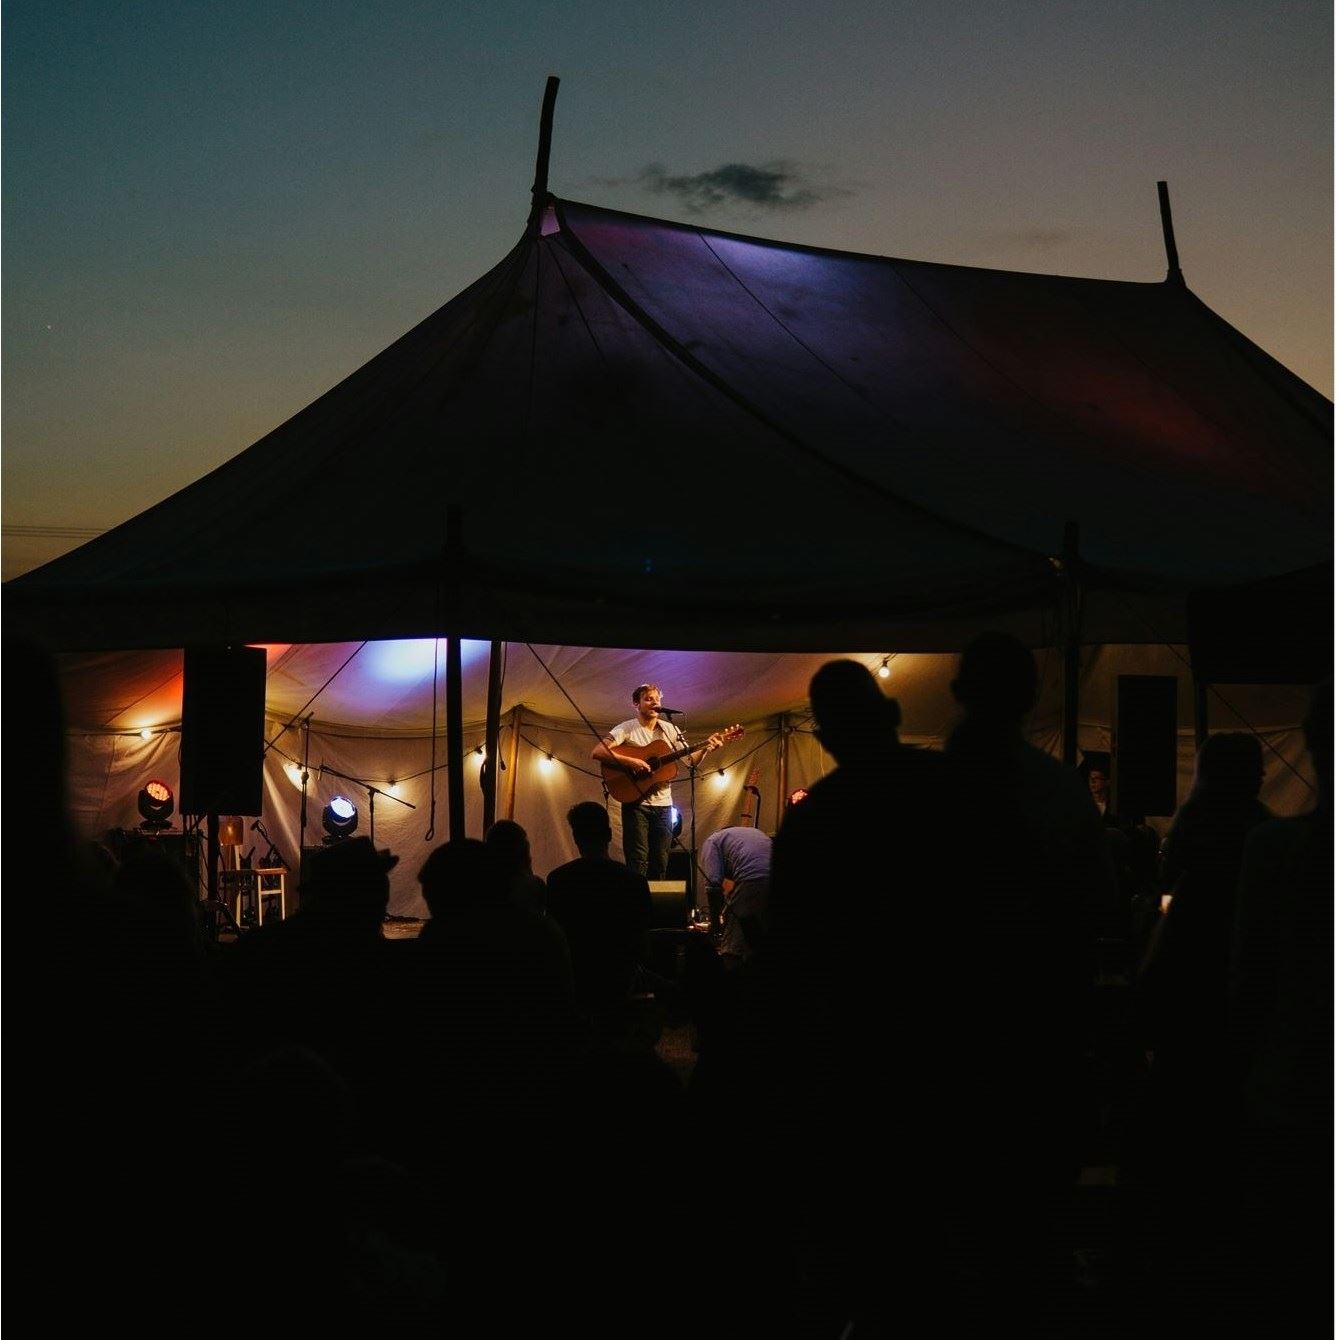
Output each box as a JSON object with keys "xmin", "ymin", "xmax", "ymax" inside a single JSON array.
[{"xmin": 605, "ymin": 716, "xmax": 682, "ymax": 807}]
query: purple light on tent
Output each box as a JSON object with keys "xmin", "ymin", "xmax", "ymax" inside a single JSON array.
[{"xmin": 366, "ymin": 639, "xmax": 490, "ymax": 683}]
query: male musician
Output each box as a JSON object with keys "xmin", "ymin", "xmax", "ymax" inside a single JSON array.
[
  {"xmin": 591, "ymin": 683, "xmax": 723, "ymax": 878},
  {"xmin": 701, "ymin": 824, "xmax": 773, "ymax": 966}
]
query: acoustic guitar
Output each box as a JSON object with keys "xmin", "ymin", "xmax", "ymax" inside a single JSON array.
[{"xmin": 601, "ymin": 724, "xmax": 744, "ymax": 805}]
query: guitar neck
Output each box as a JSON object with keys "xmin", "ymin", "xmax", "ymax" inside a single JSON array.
[{"xmin": 662, "ymin": 738, "xmax": 714, "ymax": 765}]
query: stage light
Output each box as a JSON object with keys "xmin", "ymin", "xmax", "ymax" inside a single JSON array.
[
  {"xmin": 878, "ymin": 657, "xmax": 891, "ymax": 679},
  {"xmin": 786, "ymin": 787, "xmax": 810, "ymax": 808},
  {"xmin": 284, "ymin": 761, "xmax": 306, "ymax": 790},
  {"xmin": 386, "ymin": 782, "xmax": 401, "ymax": 798},
  {"xmin": 139, "ymin": 727, "xmax": 154, "ymax": 740},
  {"xmin": 322, "ymin": 794, "xmax": 358, "ymax": 839},
  {"xmin": 715, "ymin": 768, "xmax": 729, "ymax": 788},
  {"xmin": 538, "ymin": 753, "xmax": 556, "ymax": 774},
  {"xmin": 138, "ymin": 779, "xmax": 175, "ymax": 829},
  {"xmin": 475, "ymin": 745, "xmax": 485, "ymax": 756}
]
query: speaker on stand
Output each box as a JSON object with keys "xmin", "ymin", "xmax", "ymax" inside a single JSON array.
[
  {"xmin": 179, "ymin": 645, "xmax": 268, "ymax": 909},
  {"xmin": 1112, "ymin": 674, "xmax": 1179, "ymax": 820},
  {"xmin": 179, "ymin": 646, "xmax": 268, "ymax": 818}
]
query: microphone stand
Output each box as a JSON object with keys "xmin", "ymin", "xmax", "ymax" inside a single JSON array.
[
  {"xmin": 298, "ymin": 715, "xmax": 312, "ymax": 869},
  {"xmin": 317, "ymin": 763, "xmax": 416, "ymax": 846},
  {"xmin": 670, "ymin": 717, "xmax": 699, "ymax": 918}
]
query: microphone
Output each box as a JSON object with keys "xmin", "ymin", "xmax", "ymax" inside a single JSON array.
[{"xmin": 653, "ymin": 706, "xmax": 684, "ymax": 715}]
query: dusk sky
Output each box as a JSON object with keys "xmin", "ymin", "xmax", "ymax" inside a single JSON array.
[{"xmin": 3, "ymin": 0, "xmax": 1332, "ymax": 581}]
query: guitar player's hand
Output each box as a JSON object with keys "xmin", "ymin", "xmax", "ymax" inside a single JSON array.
[
  {"xmin": 629, "ymin": 757, "xmax": 652, "ymax": 776},
  {"xmin": 706, "ymin": 733, "xmax": 724, "ymax": 752}
]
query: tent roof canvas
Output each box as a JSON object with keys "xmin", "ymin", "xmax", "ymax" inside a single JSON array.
[{"xmin": 7, "ymin": 195, "xmax": 1331, "ymax": 654}]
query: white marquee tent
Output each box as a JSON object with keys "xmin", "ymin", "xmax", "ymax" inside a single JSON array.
[{"xmin": 11, "ymin": 89, "xmax": 1329, "ymax": 912}]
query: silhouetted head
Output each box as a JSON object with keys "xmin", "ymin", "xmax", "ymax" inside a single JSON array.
[
  {"xmin": 484, "ymin": 819, "xmax": 533, "ymax": 876},
  {"xmin": 300, "ymin": 836, "xmax": 397, "ymax": 925},
  {"xmin": 1303, "ymin": 678, "xmax": 1332, "ymax": 803},
  {"xmin": 808, "ymin": 660, "xmax": 901, "ymax": 765},
  {"xmin": 417, "ymin": 838, "xmax": 496, "ymax": 917},
  {"xmin": 114, "ymin": 846, "xmax": 201, "ymax": 953},
  {"xmin": 952, "ymin": 631, "xmax": 1037, "ymax": 727},
  {"xmin": 1191, "ymin": 733, "xmax": 1265, "ymax": 804},
  {"xmin": 567, "ymin": 800, "xmax": 612, "ymax": 854}
]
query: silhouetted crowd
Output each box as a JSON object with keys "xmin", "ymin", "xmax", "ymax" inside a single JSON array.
[{"xmin": 10, "ymin": 633, "xmax": 1331, "ymax": 1338}]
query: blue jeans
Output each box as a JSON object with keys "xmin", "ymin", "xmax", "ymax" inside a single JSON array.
[{"xmin": 622, "ymin": 803, "xmax": 672, "ymax": 879}]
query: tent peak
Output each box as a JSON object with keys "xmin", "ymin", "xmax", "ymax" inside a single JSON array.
[
  {"xmin": 1157, "ymin": 180, "xmax": 1186, "ymax": 288},
  {"xmin": 527, "ymin": 76, "xmax": 561, "ymax": 237}
]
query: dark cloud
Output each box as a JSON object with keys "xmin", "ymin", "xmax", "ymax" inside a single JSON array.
[{"xmin": 620, "ymin": 160, "xmax": 849, "ymax": 213}]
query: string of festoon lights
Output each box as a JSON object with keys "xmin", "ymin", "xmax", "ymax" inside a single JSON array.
[
  {"xmin": 245, "ymin": 721, "xmax": 796, "ymax": 817},
  {"xmin": 277, "ymin": 738, "xmax": 507, "ymax": 798}
]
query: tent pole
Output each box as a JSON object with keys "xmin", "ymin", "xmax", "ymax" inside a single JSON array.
[
  {"xmin": 775, "ymin": 713, "xmax": 790, "ymax": 831},
  {"xmin": 1157, "ymin": 181, "xmax": 1185, "ymax": 287},
  {"xmin": 505, "ymin": 705, "xmax": 522, "ymax": 820},
  {"xmin": 206, "ymin": 813, "xmax": 221, "ymax": 906},
  {"xmin": 442, "ymin": 502, "xmax": 466, "ymax": 840},
  {"xmin": 482, "ymin": 640, "xmax": 504, "ymax": 830},
  {"xmin": 1193, "ymin": 678, "xmax": 1209, "ymax": 749},
  {"xmin": 447, "ymin": 637, "xmax": 465, "ymax": 840},
  {"xmin": 528, "ymin": 76, "xmax": 560, "ymax": 235},
  {"xmin": 1061, "ymin": 521, "xmax": 1081, "ymax": 768}
]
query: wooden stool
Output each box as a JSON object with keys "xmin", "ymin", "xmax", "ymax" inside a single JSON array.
[
  {"xmin": 222, "ymin": 868, "xmax": 288, "ymax": 927},
  {"xmin": 254, "ymin": 867, "xmax": 288, "ymax": 925}
]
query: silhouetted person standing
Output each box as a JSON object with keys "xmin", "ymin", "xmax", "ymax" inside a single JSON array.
[
  {"xmin": 1226, "ymin": 682, "xmax": 1332, "ymax": 1336},
  {"xmin": 546, "ymin": 801, "xmax": 652, "ymax": 1025},
  {"xmin": 484, "ymin": 818, "xmax": 548, "ymax": 916},
  {"xmin": 1125, "ymin": 732, "xmax": 1274, "ymax": 1326},
  {"xmin": 1143, "ymin": 732, "xmax": 1272, "ymax": 1063},
  {"xmin": 942, "ymin": 631, "xmax": 1115, "ymax": 1331},
  {"xmin": 231, "ymin": 837, "xmax": 403, "ymax": 1141},
  {"xmin": 762, "ymin": 659, "xmax": 953, "ymax": 1335}
]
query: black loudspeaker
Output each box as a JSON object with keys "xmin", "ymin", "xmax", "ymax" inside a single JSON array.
[
  {"xmin": 179, "ymin": 646, "xmax": 267, "ymax": 816},
  {"xmin": 1112, "ymin": 675, "xmax": 1178, "ymax": 819},
  {"xmin": 666, "ymin": 849, "xmax": 692, "ymax": 884},
  {"xmin": 648, "ymin": 880, "xmax": 689, "ymax": 930}
]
